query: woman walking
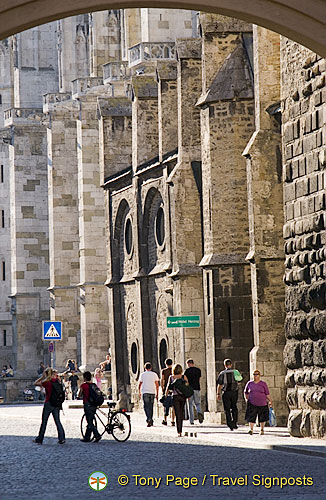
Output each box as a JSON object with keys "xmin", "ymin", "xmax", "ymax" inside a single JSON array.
[
  {"xmin": 166, "ymin": 364, "xmax": 188, "ymax": 437},
  {"xmin": 244, "ymin": 370, "xmax": 273, "ymax": 435},
  {"xmin": 33, "ymin": 367, "xmax": 66, "ymax": 444}
]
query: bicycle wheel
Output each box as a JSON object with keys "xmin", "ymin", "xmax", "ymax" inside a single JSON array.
[
  {"xmin": 80, "ymin": 413, "xmax": 105, "ymax": 441},
  {"xmin": 110, "ymin": 411, "xmax": 131, "ymax": 442}
]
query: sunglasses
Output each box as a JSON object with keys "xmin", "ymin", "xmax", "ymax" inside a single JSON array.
[{"xmin": 253, "ymin": 373, "xmax": 260, "ymax": 376}]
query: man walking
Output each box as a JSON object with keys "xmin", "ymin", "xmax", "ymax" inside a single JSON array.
[
  {"xmin": 161, "ymin": 358, "xmax": 175, "ymax": 426},
  {"xmin": 69, "ymin": 370, "xmax": 79, "ymax": 400},
  {"xmin": 78, "ymin": 371, "xmax": 102, "ymax": 442},
  {"xmin": 217, "ymin": 359, "xmax": 241, "ymax": 431},
  {"xmin": 184, "ymin": 359, "xmax": 204, "ymax": 424},
  {"xmin": 138, "ymin": 362, "xmax": 159, "ymax": 427}
]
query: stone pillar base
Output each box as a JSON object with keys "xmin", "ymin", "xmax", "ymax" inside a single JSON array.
[{"xmin": 288, "ymin": 409, "xmax": 326, "ymax": 439}]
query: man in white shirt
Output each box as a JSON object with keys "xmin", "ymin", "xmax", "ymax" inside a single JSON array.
[{"xmin": 138, "ymin": 362, "xmax": 159, "ymax": 427}]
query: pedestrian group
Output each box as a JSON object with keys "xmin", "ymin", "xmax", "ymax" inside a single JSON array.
[{"xmin": 32, "ymin": 356, "xmax": 273, "ymax": 443}]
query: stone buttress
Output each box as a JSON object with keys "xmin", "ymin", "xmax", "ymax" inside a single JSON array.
[{"xmin": 197, "ymin": 14, "xmax": 255, "ymax": 418}]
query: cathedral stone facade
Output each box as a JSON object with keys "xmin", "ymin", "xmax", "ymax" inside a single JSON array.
[{"xmin": 0, "ymin": 9, "xmax": 325, "ymax": 438}]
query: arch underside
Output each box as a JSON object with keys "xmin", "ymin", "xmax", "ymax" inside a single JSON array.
[{"xmin": 0, "ymin": 1, "xmax": 325, "ymax": 56}]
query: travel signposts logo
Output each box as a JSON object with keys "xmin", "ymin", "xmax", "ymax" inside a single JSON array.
[{"xmin": 88, "ymin": 471, "xmax": 108, "ymax": 491}]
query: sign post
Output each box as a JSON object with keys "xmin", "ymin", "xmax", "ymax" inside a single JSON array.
[{"xmin": 43, "ymin": 321, "xmax": 62, "ymax": 369}]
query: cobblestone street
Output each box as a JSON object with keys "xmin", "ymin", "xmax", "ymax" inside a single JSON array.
[{"xmin": 0, "ymin": 404, "xmax": 325, "ymax": 499}]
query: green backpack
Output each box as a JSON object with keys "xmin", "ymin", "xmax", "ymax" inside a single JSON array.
[{"xmin": 172, "ymin": 378, "xmax": 194, "ymax": 398}]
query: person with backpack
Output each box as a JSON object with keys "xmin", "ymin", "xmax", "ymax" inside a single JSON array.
[
  {"xmin": 78, "ymin": 371, "xmax": 103, "ymax": 442},
  {"xmin": 217, "ymin": 359, "xmax": 243, "ymax": 431},
  {"xmin": 33, "ymin": 367, "xmax": 66, "ymax": 444},
  {"xmin": 166, "ymin": 364, "xmax": 193, "ymax": 437}
]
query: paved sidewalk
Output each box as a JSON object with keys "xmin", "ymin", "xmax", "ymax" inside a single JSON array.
[
  {"xmin": 0, "ymin": 403, "xmax": 325, "ymax": 500},
  {"xmin": 2, "ymin": 402, "xmax": 326, "ymax": 457}
]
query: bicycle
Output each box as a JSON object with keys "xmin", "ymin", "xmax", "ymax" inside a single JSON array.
[{"xmin": 81, "ymin": 402, "xmax": 131, "ymax": 442}]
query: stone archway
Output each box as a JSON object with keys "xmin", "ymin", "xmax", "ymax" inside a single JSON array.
[{"xmin": 0, "ymin": 1, "xmax": 325, "ymax": 56}]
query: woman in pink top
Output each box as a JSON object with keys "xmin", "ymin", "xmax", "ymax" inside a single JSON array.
[
  {"xmin": 244, "ymin": 370, "xmax": 273, "ymax": 435},
  {"xmin": 94, "ymin": 368, "xmax": 103, "ymax": 389}
]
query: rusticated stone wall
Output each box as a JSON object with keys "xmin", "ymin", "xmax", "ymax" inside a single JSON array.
[{"xmin": 281, "ymin": 38, "xmax": 326, "ymax": 437}]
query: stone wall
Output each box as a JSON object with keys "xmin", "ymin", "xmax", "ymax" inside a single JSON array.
[
  {"xmin": 57, "ymin": 16, "xmax": 90, "ymax": 93},
  {"xmin": 8, "ymin": 115, "xmax": 50, "ymax": 376},
  {"xmin": 0, "ymin": 141, "xmax": 12, "ymax": 368},
  {"xmin": 13, "ymin": 24, "xmax": 59, "ymax": 108},
  {"xmin": 46, "ymin": 97, "xmax": 81, "ymax": 369},
  {"xmin": 76, "ymin": 91, "xmax": 110, "ymax": 369},
  {"xmin": 281, "ymin": 38, "xmax": 326, "ymax": 437}
]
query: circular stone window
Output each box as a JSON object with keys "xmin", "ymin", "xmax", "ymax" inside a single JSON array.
[
  {"xmin": 159, "ymin": 338, "xmax": 168, "ymax": 370},
  {"xmin": 125, "ymin": 217, "xmax": 133, "ymax": 256},
  {"xmin": 155, "ymin": 206, "xmax": 165, "ymax": 247},
  {"xmin": 131, "ymin": 342, "xmax": 138, "ymax": 375}
]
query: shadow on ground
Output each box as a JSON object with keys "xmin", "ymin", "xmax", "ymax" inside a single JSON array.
[{"xmin": 0, "ymin": 433, "xmax": 325, "ymax": 500}]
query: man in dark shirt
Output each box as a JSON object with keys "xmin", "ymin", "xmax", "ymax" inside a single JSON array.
[
  {"xmin": 78, "ymin": 371, "xmax": 101, "ymax": 442},
  {"xmin": 184, "ymin": 359, "xmax": 204, "ymax": 424},
  {"xmin": 217, "ymin": 358, "xmax": 239, "ymax": 431},
  {"xmin": 69, "ymin": 370, "xmax": 79, "ymax": 400}
]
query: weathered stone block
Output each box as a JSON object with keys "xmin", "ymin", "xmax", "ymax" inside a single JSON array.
[
  {"xmin": 293, "ymin": 368, "xmax": 305, "ymax": 386},
  {"xmin": 300, "ymin": 340, "xmax": 314, "ymax": 366},
  {"xmin": 308, "ymin": 175, "xmax": 318, "ymax": 193},
  {"xmin": 285, "ymin": 313, "xmax": 308, "ymax": 340},
  {"xmin": 313, "ymin": 340, "xmax": 326, "ymax": 366},
  {"xmin": 288, "ymin": 409, "xmax": 302, "ymax": 437},
  {"xmin": 308, "ymin": 280, "xmax": 326, "ymax": 309},
  {"xmin": 310, "ymin": 410, "xmax": 326, "ymax": 438},
  {"xmin": 311, "ymin": 368, "xmax": 324, "ymax": 386},
  {"xmin": 300, "ymin": 409, "xmax": 311, "ymax": 437},
  {"xmin": 285, "ymin": 203, "xmax": 294, "ymax": 221},
  {"xmin": 307, "ymin": 389, "xmax": 326, "ymax": 410},
  {"xmin": 285, "ymin": 370, "xmax": 295, "ymax": 388},
  {"xmin": 296, "ymin": 178, "xmax": 308, "ymax": 197},
  {"xmin": 298, "ymin": 286, "xmax": 312, "ymax": 313},
  {"xmin": 283, "ymin": 341, "xmax": 301, "ymax": 369},
  {"xmin": 312, "ymin": 313, "xmax": 326, "ymax": 338},
  {"xmin": 313, "ymin": 213, "xmax": 324, "ymax": 231},
  {"xmin": 284, "ymin": 183, "xmax": 295, "ymax": 202},
  {"xmin": 286, "ymin": 389, "xmax": 298, "ymax": 410}
]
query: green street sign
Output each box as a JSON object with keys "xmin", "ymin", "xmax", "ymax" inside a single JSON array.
[{"xmin": 167, "ymin": 315, "xmax": 201, "ymax": 328}]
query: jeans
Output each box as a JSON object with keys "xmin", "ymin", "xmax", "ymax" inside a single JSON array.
[
  {"xmin": 187, "ymin": 390, "xmax": 201, "ymax": 424},
  {"xmin": 71, "ymin": 386, "xmax": 78, "ymax": 400},
  {"xmin": 222, "ymin": 390, "xmax": 238, "ymax": 429},
  {"xmin": 142, "ymin": 393, "xmax": 155, "ymax": 423},
  {"xmin": 173, "ymin": 394, "xmax": 186, "ymax": 434},
  {"xmin": 84, "ymin": 402, "xmax": 101, "ymax": 440},
  {"xmin": 36, "ymin": 402, "xmax": 65, "ymax": 443}
]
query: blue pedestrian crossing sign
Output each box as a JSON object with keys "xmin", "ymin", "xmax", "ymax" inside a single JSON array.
[{"xmin": 42, "ymin": 321, "xmax": 62, "ymax": 341}]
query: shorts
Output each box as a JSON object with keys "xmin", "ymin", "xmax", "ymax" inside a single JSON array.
[{"xmin": 245, "ymin": 401, "xmax": 269, "ymax": 423}]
